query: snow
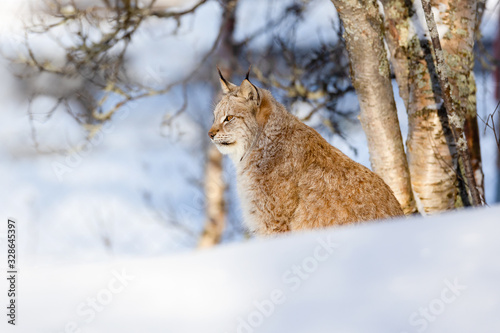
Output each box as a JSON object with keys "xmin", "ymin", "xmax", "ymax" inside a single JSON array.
[
  {"xmin": 481, "ymin": 0, "xmax": 500, "ymax": 40},
  {"xmin": 1, "ymin": 205, "xmax": 500, "ymax": 332}
]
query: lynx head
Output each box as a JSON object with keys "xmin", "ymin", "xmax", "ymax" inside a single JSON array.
[{"xmin": 209, "ymin": 68, "xmax": 270, "ymax": 162}]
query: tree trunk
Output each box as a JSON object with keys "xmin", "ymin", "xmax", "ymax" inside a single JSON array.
[
  {"xmin": 422, "ymin": 0, "xmax": 482, "ymax": 206},
  {"xmin": 198, "ymin": 0, "xmax": 237, "ymax": 247},
  {"xmin": 433, "ymin": 0, "xmax": 484, "ymax": 203},
  {"xmin": 331, "ymin": 0, "xmax": 416, "ymax": 214},
  {"xmin": 381, "ymin": 0, "xmax": 458, "ymax": 213},
  {"xmin": 199, "ymin": 144, "xmax": 227, "ymax": 247},
  {"xmin": 381, "ymin": 0, "xmax": 412, "ymax": 108}
]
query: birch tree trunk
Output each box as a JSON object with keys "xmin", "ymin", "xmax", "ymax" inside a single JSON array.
[
  {"xmin": 381, "ymin": 0, "xmax": 458, "ymax": 213},
  {"xmin": 199, "ymin": 144, "xmax": 227, "ymax": 247},
  {"xmin": 198, "ymin": 0, "xmax": 237, "ymax": 247},
  {"xmin": 418, "ymin": 0, "xmax": 482, "ymax": 206},
  {"xmin": 433, "ymin": 0, "xmax": 484, "ymax": 202},
  {"xmin": 330, "ymin": 0, "xmax": 416, "ymax": 214}
]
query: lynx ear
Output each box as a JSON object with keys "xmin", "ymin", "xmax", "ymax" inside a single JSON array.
[
  {"xmin": 217, "ymin": 67, "xmax": 237, "ymax": 94},
  {"xmin": 239, "ymin": 79, "xmax": 261, "ymax": 105}
]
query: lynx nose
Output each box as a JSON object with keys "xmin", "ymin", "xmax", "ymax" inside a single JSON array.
[{"xmin": 208, "ymin": 129, "xmax": 217, "ymax": 139}]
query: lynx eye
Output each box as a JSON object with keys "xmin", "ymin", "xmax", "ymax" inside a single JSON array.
[{"xmin": 224, "ymin": 115, "xmax": 234, "ymax": 122}]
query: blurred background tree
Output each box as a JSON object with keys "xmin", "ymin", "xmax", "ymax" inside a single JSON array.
[{"xmin": 6, "ymin": 0, "xmax": 356, "ymax": 248}]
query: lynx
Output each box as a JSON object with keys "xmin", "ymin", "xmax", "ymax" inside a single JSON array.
[{"xmin": 208, "ymin": 69, "xmax": 404, "ymax": 235}]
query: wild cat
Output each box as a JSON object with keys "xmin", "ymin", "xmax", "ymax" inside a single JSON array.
[{"xmin": 208, "ymin": 69, "xmax": 404, "ymax": 235}]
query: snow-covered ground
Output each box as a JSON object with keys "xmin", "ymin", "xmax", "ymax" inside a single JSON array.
[{"xmin": 1, "ymin": 205, "xmax": 499, "ymax": 333}]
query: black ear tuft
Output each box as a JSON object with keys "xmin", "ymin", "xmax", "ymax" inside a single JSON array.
[
  {"xmin": 218, "ymin": 66, "xmax": 228, "ymax": 85},
  {"xmin": 245, "ymin": 65, "xmax": 251, "ymax": 81},
  {"xmin": 217, "ymin": 66, "xmax": 237, "ymax": 94}
]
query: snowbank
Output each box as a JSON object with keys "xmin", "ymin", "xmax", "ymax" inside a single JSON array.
[{"xmin": 2, "ymin": 205, "xmax": 499, "ymax": 333}]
